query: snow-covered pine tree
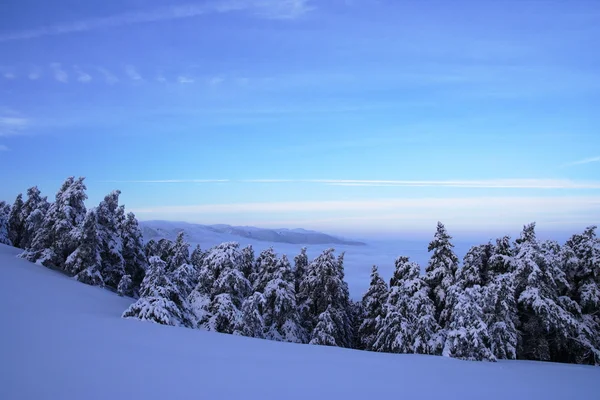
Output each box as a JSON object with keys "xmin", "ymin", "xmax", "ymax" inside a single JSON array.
[
  {"xmin": 560, "ymin": 226, "xmax": 600, "ymax": 365},
  {"xmin": 0, "ymin": 201, "xmax": 12, "ymax": 245},
  {"xmin": 374, "ymin": 256, "xmax": 441, "ymax": 355},
  {"xmin": 309, "ymin": 305, "xmax": 341, "ymax": 347},
  {"xmin": 65, "ymin": 209, "xmax": 104, "ymax": 286},
  {"xmin": 253, "ymin": 247, "xmax": 279, "ymax": 292},
  {"xmin": 119, "ymin": 212, "xmax": 147, "ymax": 296},
  {"xmin": 298, "ymin": 248, "xmax": 353, "ymax": 348},
  {"xmin": 20, "ymin": 186, "xmax": 49, "ymax": 249},
  {"xmin": 512, "ymin": 223, "xmax": 578, "ymax": 361},
  {"xmin": 95, "ymin": 190, "xmax": 125, "ymax": 288},
  {"xmin": 168, "ymin": 231, "xmax": 190, "ymax": 272},
  {"xmin": 156, "ymin": 238, "xmax": 174, "ymax": 263},
  {"xmin": 262, "ymin": 255, "xmax": 305, "ymax": 343},
  {"xmin": 459, "ymin": 243, "xmax": 493, "ymax": 289},
  {"xmin": 294, "ymin": 247, "xmax": 308, "ymax": 295},
  {"xmin": 424, "ymin": 222, "xmax": 459, "ymax": 330},
  {"xmin": 241, "ymin": 245, "xmax": 256, "ymax": 284},
  {"xmin": 8, "ymin": 193, "xmax": 24, "ymax": 248},
  {"xmin": 488, "ymin": 236, "xmax": 514, "ymax": 277},
  {"xmin": 22, "ymin": 177, "xmax": 88, "ymax": 269},
  {"xmin": 145, "ymin": 239, "xmax": 158, "ymax": 258},
  {"xmin": 443, "ymin": 286, "xmax": 496, "ymax": 362},
  {"xmin": 483, "ymin": 272, "xmax": 518, "ymax": 360},
  {"xmin": 358, "ymin": 265, "xmax": 388, "ymax": 351},
  {"xmin": 190, "ymin": 244, "xmax": 206, "ymax": 270},
  {"xmin": 122, "ymin": 256, "xmax": 192, "ymax": 327},
  {"xmin": 189, "ymin": 242, "xmax": 251, "ymax": 333},
  {"xmin": 236, "ymin": 292, "xmax": 266, "ymax": 338}
]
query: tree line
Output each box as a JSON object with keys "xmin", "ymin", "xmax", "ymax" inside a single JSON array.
[{"xmin": 0, "ymin": 177, "xmax": 598, "ymax": 365}]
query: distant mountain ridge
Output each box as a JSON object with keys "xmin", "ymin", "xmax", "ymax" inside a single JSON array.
[{"xmin": 140, "ymin": 220, "xmax": 366, "ymax": 246}]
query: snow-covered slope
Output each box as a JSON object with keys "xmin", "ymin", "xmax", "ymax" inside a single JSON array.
[
  {"xmin": 140, "ymin": 220, "xmax": 366, "ymax": 246},
  {"xmin": 1, "ymin": 243, "xmax": 597, "ymax": 400}
]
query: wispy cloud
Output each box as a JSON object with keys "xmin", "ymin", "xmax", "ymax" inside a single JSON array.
[
  {"xmin": 28, "ymin": 67, "xmax": 41, "ymax": 80},
  {"xmin": 178, "ymin": 76, "xmax": 195, "ymax": 84},
  {"xmin": 74, "ymin": 66, "xmax": 92, "ymax": 83},
  {"xmin": 125, "ymin": 65, "xmax": 142, "ymax": 81},
  {"xmin": 50, "ymin": 63, "xmax": 68, "ymax": 83},
  {"xmin": 0, "ymin": 144, "xmax": 9, "ymax": 151},
  {"xmin": 208, "ymin": 76, "xmax": 225, "ymax": 86},
  {"xmin": 0, "ymin": 111, "xmax": 29, "ymax": 137},
  {"xmin": 100, "ymin": 179, "xmax": 230, "ymax": 183},
  {"xmin": 112, "ymin": 178, "xmax": 600, "ymax": 189},
  {"xmin": 97, "ymin": 67, "xmax": 118, "ymax": 84},
  {"xmin": 0, "ymin": 1, "xmax": 312, "ymax": 43},
  {"xmin": 3, "ymin": 71, "xmax": 15, "ymax": 80},
  {"xmin": 564, "ymin": 156, "xmax": 600, "ymax": 166}
]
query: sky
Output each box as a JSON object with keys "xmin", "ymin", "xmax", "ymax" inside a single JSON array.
[{"xmin": 0, "ymin": 0, "xmax": 599, "ymax": 239}]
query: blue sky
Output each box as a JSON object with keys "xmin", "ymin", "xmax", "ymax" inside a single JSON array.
[{"xmin": 0, "ymin": 0, "xmax": 599, "ymax": 238}]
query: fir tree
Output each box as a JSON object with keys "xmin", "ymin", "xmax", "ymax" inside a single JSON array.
[
  {"xmin": 65, "ymin": 209, "xmax": 104, "ymax": 286},
  {"xmin": 358, "ymin": 265, "xmax": 388, "ymax": 351},
  {"xmin": 8, "ymin": 193, "xmax": 24, "ymax": 248},
  {"xmin": 240, "ymin": 245, "xmax": 256, "ymax": 284},
  {"xmin": 309, "ymin": 306, "xmax": 340, "ymax": 347},
  {"xmin": 96, "ymin": 190, "xmax": 125, "ymax": 288},
  {"xmin": 262, "ymin": 255, "xmax": 305, "ymax": 343},
  {"xmin": 488, "ymin": 236, "xmax": 514, "ymax": 277},
  {"xmin": 512, "ymin": 223, "xmax": 578, "ymax": 361},
  {"xmin": 483, "ymin": 272, "xmax": 518, "ymax": 360},
  {"xmin": 443, "ymin": 286, "xmax": 496, "ymax": 362},
  {"xmin": 298, "ymin": 248, "xmax": 352, "ymax": 348},
  {"xmin": 424, "ymin": 222, "xmax": 459, "ymax": 329},
  {"xmin": 0, "ymin": 201, "xmax": 12, "ymax": 246},
  {"xmin": 123, "ymin": 256, "xmax": 192, "ymax": 327},
  {"xmin": 168, "ymin": 231, "xmax": 190, "ymax": 272},
  {"xmin": 254, "ymin": 247, "xmax": 278, "ymax": 292},
  {"xmin": 22, "ymin": 177, "xmax": 88, "ymax": 269},
  {"xmin": 236, "ymin": 292, "xmax": 266, "ymax": 339},
  {"xmin": 374, "ymin": 257, "xmax": 441, "ymax": 355},
  {"xmin": 20, "ymin": 186, "xmax": 49, "ymax": 249},
  {"xmin": 120, "ymin": 212, "xmax": 147, "ymax": 296},
  {"xmin": 459, "ymin": 243, "xmax": 493, "ymax": 289},
  {"xmin": 294, "ymin": 247, "xmax": 309, "ymax": 295}
]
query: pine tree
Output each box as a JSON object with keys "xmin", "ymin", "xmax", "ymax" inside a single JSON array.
[
  {"xmin": 189, "ymin": 242, "xmax": 251, "ymax": 333},
  {"xmin": 0, "ymin": 201, "xmax": 12, "ymax": 246},
  {"xmin": 512, "ymin": 223, "xmax": 578, "ymax": 361},
  {"xmin": 459, "ymin": 243, "xmax": 493, "ymax": 289},
  {"xmin": 236, "ymin": 292, "xmax": 266, "ymax": 338},
  {"xmin": 190, "ymin": 244, "xmax": 205, "ymax": 270},
  {"xmin": 358, "ymin": 265, "xmax": 388, "ymax": 351},
  {"xmin": 294, "ymin": 247, "xmax": 309, "ymax": 295},
  {"xmin": 561, "ymin": 226, "xmax": 600, "ymax": 365},
  {"xmin": 483, "ymin": 272, "xmax": 518, "ymax": 360},
  {"xmin": 145, "ymin": 239, "xmax": 159, "ymax": 259},
  {"xmin": 298, "ymin": 248, "xmax": 352, "ymax": 348},
  {"xmin": 120, "ymin": 212, "xmax": 147, "ymax": 296},
  {"xmin": 425, "ymin": 222, "xmax": 459, "ymax": 329},
  {"xmin": 122, "ymin": 256, "xmax": 192, "ymax": 327},
  {"xmin": 20, "ymin": 186, "xmax": 49, "ymax": 249},
  {"xmin": 262, "ymin": 255, "xmax": 305, "ymax": 343},
  {"xmin": 443, "ymin": 286, "xmax": 496, "ymax": 361},
  {"xmin": 8, "ymin": 193, "xmax": 24, "ymax": 248},
  {"xmin": 309, "ymin": 306, "xmax": 340, "ymax": 347},
  {"xmin": 240, "ymin": 245, "xmax": 256, "ymax": 284},
  {"xmin": 65, "ymin": 209, "xmax": 104, "ymax": 286},
  {"xmin": 22, "ymin": 177, "xmax": 88, "ymax": 269},
  {"xmin": 254, "ymin": 247, "xmax": 279, "ymax": 292},
  {"xmin": 488, "ymin": 236, "xmax": 514, "ymax": 277},
  {"xmin": 168, "ymin": 231, "xmax": 190, "ymax": 272},
  {"xmin": 374, "ymin": 257, "xmax": 441, "ymax": 355},
  {"xmin": 96, "ymin": 191, "xmax": 125, "ymax": 288}
]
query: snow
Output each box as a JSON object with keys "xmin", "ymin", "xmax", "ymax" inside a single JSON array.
[
  {"xmin": 140, "ymin": 220, "xmax": 476, "ymax": 299},
  {"xmin": 1, "ymin": 242, "xmax": 598, "ymax": 400}
]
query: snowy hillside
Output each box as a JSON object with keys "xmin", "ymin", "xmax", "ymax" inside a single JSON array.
[
  {"xmin": 140, "ymin": 220, "xmax": 366, "ymax": 246},
  {"xmin": 1, "ymin": 243, "xmax": 597, "ymax": 400}
]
